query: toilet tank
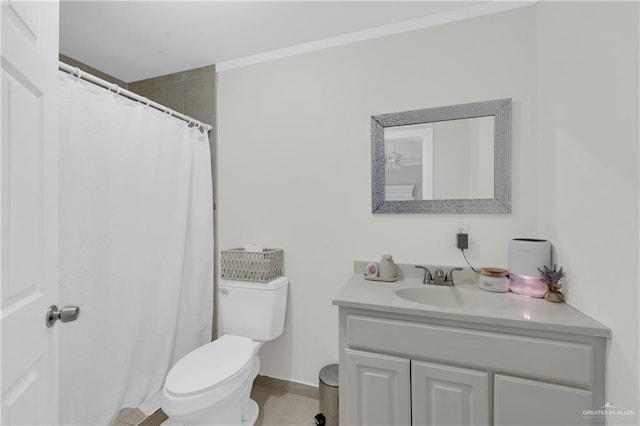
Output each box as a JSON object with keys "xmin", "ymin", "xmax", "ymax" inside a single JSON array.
[{"xmin": 218, "ymin": 276, "xmax": 288, "ymax": 342}]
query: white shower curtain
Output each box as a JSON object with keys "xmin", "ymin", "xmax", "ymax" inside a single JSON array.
[{"xmin": 58, "ymin": 73, "xmax": 214, "ymax": 425}]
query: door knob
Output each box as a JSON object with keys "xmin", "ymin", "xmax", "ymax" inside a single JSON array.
[{"xmin": 46, "ymin": 305, "xmax": 80, "ymax": 328}]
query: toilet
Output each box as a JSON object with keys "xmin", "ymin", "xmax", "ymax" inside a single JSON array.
[{"xmin": 161, "ymin": 276, "xmax": 288, "ymax": 426}]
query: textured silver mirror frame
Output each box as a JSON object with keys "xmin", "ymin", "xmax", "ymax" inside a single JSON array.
[{"xmin": 371, "ymin": 98, "xmax": 511, "ymax": 214}]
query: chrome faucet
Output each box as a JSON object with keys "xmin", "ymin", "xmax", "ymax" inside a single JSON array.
[
  {"xmin": 433, "ymin": 268, "xmax": 447, "ymax": 285},
  {"xmin": 445, "ymin": 267, "xmax": 463, "ymax": 284},
  {"xmin": 415, "ymin": 265, "xmax": 433, "ymax": 284},
  {"xmin": 414, "ymin": 266, "xmax": 463, "ymax": 286}
]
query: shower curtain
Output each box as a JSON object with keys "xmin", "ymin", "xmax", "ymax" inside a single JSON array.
[{"xmin": 58, "ymin": 73, "xmax": 214, "ymax": 425}]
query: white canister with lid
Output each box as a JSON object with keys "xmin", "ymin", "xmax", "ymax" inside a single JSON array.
[
  {"xmin": 479, "ymin": 267, "xmax": 509, "ymax": 292},
  {"xmin": 379, "ymin": 255, "xmax": 396, "ymax": 278}
]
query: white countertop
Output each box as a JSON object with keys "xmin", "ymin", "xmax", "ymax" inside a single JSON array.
[{"xmin": 333, "ymin": 262, "xmax": 611, "ymax": 338}]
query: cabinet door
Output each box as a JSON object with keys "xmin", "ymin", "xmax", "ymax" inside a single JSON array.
[
  {"xmin": 344, "ymin": 349, "xmax": 411, "ymax": 426},
  {"xmin": 494, "ymin": 374, "xmax": 592, "ymax": 426},
  {"xmin": 411, "ymin": 360, "xmax": 489, "ymax": 426}
]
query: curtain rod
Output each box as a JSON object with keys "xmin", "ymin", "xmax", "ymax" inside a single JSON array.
[{"xmin": 59, "ymin": 61, "xmax": 213, "ymax": 133}]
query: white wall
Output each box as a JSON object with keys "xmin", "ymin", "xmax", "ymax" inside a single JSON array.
[
  {"xmin": 217, "ymin": 6, "xmax": 538, "ymax": 385},
  {"xmin": 537, "ymin": 1, "xmax": 639, "ymax": 419}
]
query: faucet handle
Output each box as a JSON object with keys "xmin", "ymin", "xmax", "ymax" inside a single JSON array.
[
  {"xmin": 445, "ymin": 267, "xmax": 464, "ymax": 284},
  {"xmin": 414, "ymin": 265, "xmax": 433, "ymax": 284}
]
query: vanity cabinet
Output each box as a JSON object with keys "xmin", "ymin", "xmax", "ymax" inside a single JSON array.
[
  {"xmin": 344, "ymin": 349, "xmax": 490, "ymax": 426},
  {"xmin": 344, "ymin": 349, "xmax": 410, "ymax": 425},
  {"xmin": 494, "ymin": 375, "xmax": 593, "ymax": 426},
  {"xmin": 412, "ymin": 361, "xmax": 489, "ymax": 425},
  {"xmin": 338, "ymin": 310, "xmax": 606, "ymax": 426}
]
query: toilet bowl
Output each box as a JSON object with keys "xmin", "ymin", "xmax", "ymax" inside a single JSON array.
[{"xmin": 161, "ymin": 277, "xmax": 288, "ymax": 426}]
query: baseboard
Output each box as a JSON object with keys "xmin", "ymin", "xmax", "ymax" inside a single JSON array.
[{"xmin": 254, "ymin": 375, "xmax": 319, "ymax": 400}]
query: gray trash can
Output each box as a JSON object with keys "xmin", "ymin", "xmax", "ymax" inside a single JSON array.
[{"xmin": 316, "ymin": 363, "xmax": 339, "ymax": 426}]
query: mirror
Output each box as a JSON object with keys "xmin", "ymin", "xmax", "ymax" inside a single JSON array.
[
  {"xmin": 371, "ymin": 98, "xmax": 511, "ymax": 213},
  {"xmin": 384, "ymin": 116, "xmax": 495, "ymax": 201}
]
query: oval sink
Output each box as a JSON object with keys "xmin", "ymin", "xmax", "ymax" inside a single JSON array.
[{"xmin": 395, "ymin": 286, "xmax": 507, "ymax": 309}]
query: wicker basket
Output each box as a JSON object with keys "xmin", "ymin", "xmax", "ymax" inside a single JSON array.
[{"xmin": 220, "ymin": 248, "xmax": 284, "ymax": 282}]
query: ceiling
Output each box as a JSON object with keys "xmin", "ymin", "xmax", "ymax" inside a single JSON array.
[{"xmin": 60, "ymin": 1, "xmax": 519, "ymax": 82}]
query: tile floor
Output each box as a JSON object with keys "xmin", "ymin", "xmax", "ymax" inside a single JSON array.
[
  {"xmin": 138, "ymin": 410, "xmax": 169, "ymax": 426},
  {"xmin": 112, "ymin": 407, "xmax": 146, "ymax": 426},
  {"xmin": 111, "ymin": 383, "xmax": 319, "ymax": 426},
  {"xmin": 112, "ymin": 407, "xmax": 167, "ymax": 426},
  {"xmin": 252, "ymin": 383, "xmax": 320, "ymax": 426}
]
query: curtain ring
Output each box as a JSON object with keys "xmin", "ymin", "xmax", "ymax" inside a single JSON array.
[
  {"xmin": 187, "ymin": 118, "xmax": 193, "ymax": 127},
  {"xmin": 73, "ymin": 67, "xmax": 82, "ymax": 82},
  {"xmin": 112, "ymin": 84, "xmax": 121, "ymax": 97},
  {"xmin": 166, "ymin": 108, "xmax": 173, "ymax": 117},
  {"xmin": 139, "ymin": 97, "xmax": 150, "ymax": 108}
]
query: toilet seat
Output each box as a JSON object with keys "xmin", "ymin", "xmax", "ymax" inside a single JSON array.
[{"xmin": 165, "ymin": 334, "xmax": 254, "ymax": 397}]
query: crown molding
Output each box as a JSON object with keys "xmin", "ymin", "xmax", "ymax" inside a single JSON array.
[{"xmin": 216, "ymin": 1, "xmax": 536, "ymax": 73}]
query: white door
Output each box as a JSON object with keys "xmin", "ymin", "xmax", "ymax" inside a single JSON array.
[
  {"xmin": 411, "ymin": 360, "xmax": 489, "ymax": 426},
  {"xmin": 1, "ymin": 1, "xmax": 60, "ymax": 425},
  {"xmin": 344, "ymin": 349, "xmax": 411, "ymax": 426}
]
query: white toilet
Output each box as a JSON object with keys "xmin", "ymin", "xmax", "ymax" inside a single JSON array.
[{"xmin": 161, "ymin": 276, "xmax": 288, "ymax": 426}]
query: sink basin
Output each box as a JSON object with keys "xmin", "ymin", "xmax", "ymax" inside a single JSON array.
[{"xmin": 395, "ymin": 286, "xmax": 508, "ymax": 309}]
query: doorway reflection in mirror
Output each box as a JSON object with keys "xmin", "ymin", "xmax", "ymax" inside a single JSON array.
[{"xmin": 384, "ymin": 116, "xmax": 494, "ymax": 201}]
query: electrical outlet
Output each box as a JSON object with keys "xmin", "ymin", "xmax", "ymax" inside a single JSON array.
[
  {"xmin": 454, "ymin": 222, "xmax": 469, "ymax": 245},
  {"xmin": 454, "ymin": 222, "xmax": 469, "ymax": 234}
]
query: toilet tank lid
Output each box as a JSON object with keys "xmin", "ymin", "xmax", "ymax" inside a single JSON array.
[{"xmin": 220, "ymin": 276, "xmax": 288, "ymax": 290}]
